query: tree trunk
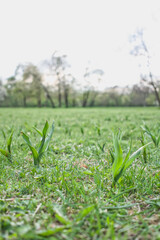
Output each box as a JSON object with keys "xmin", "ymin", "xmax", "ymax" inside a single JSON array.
[
  {"xmin": 151, "ymin": 83, "xmax": 160, "ymax": 106},
  {"xmin": 90, "ymin": 99, "xmax": 95, "ymax": 107},
  {"xmin": 37, "ymin": 97, "xmax": 41, "ymax": 107},
  {"xmin": 89, "ymin": 92, "xmax": 98, "ymax": 107},
  {"xmin": 58, "ymin": 83, "xmax": 61, "ymax": 107},
  {"xmin": 23, "ymin": 96, "xmax": 27, "ymax": 107},
  {"xmin": 42, "ymin": 85, "xmax": 55, "ymax": 108},
  {"xmin": 64, "ymin": 87, "xmax": 69, "ymax": 108},
  {"xmin": 72, "ymin": 96, "xmax": 76, "ymax": 107},
  {"xmin": 149, "ymin": 72, "xmax": 160, "ymax": 106},
  {"xmin": 82, "ymin": 91, "xmax": 90, "ymax": 107},
  {"xmin": 57, "ymin": 73, "xmax": 62, "ymax": 107},
  {"xmin": 37, "ymin": 90, "xmax": 41, "ymax": 107}
]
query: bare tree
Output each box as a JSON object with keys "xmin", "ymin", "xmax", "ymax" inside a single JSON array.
[
  {"xmin": 130, "ymin": 29, "xmax": 160, "ymax": 106},
  {"xmin": 44, "ymin": 52, "xmax": 70, "ymax": 107},
  {"xmin": 140, "ymin": 73, "xmax": 160, "ymax": 106},
  {"xmin": 82, "ymin": 68, "xmax": 104, "ymax": 107}
]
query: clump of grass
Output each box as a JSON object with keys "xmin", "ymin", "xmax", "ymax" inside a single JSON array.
[
  {"xmin": 111, "ymin": 132, "xmax": 151, "ymax": 186},
  {"xmin": 95, "ymin": 126, "xmax": 101, "ymax": 136},
  {"xmin": 98, "ymin": 143, "xmax": 105, "ymax": 152},
  {"xmin": 80, "ymin": 127, "xmax": 84, "ymax": 135},
  {"xmin": 0, "ymin": 131, "xmax": 13, "ymax": 162},
  {"xmin": 65, "ymin": 127, "xmax": 71, "ymax": 136},
  {"xmin": 141, "ymin": 123, "xmax": 160, "ymax": 147},
  {"xmin": 21, "ymin": 121, "xmax": 54, "ymax": 167}
]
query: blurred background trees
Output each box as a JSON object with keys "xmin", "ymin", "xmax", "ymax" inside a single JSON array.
[{"xmin": 0, "ymin": 51, "xmax": 158, "ymax": 108}]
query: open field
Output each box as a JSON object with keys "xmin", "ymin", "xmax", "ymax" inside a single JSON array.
[{"xmin": 0, "ymin": 107, "xmax": 160, "ymax": 240}]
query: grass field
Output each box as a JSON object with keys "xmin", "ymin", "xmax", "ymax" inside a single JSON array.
[{"xmin": 0, "ymin": 107, "xmax": 160, "ymax": 240}]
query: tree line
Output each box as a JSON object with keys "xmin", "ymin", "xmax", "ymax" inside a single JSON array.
[
  {"xmin": 0, "ymin": 60, "xmax": 159, "ymax": 108},
  {"xmin": 1, "ymin": 28, "xmax": 160, "ymax": 108}
]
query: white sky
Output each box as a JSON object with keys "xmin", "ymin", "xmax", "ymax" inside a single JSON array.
[{"xmin": 0, "ymin": 0, "xmax": 160, "ymax": 88}]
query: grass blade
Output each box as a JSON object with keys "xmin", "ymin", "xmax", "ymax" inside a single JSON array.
[
  {"xmin": 21, "ymin": 132, "xmax": 32, "ymax": 146},
  {"xmin": 42, "ymin": 121, "xmax": 49, "ymax": 137},
  {"xmin": 53, "ymin": 206, "xmax": 71, "ymax": 225},
  {"xmin": 7, "ymin": 131, "xmax": 13, "ymax": 153},
  {"xmin": 29, "ymin": 145, "xmax": 39, "ymax": 166},
  {"xmin": 124, "ymin": 142, "xmax": 152, "ymax": 170},
  {"xmin": 1, "ymin": 130, "xmax": 6, "ymax": 139},
  {"xmin": 44, "ymin": 121, "xmax": 54, "ymax": 151},
  {"xmin": 76, "ymin": 205, "xmax": 95, "ymax": 222},
  {"xmin": 0, "ymin": 149, "xmax": 9, "ymax": 158},
  {"xmin": 33, "ymin": 127, "xmax": 43, "ymax": 137},
  {"xmin": 112, "ymin": 133, "xmax": 123, "ymax": 179},
  {"xmin": 21, "ymin": 131, "xmax": 39, "ymax": 166}
]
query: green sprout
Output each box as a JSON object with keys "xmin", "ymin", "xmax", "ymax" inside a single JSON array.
[
  {"xmin": 21, "ymin": 121, "xmax": 54, "ymax": 167},
  {"xmin": 0, "ymin": 131, "xmax": 13, "ymax": 162},
  {"xmin": 111, "ymin": 132, "xmax": 151, "ymax": 186},
  {"xmin": 141, "ymin": 123, "xmax": 160, "ymax": 147}
]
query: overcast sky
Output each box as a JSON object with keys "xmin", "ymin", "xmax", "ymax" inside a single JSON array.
[{"xmin": 0, "ymin": 0, "xmax": 160, "ymax": 88}]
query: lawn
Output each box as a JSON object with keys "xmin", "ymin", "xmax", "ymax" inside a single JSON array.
[{"xmin": 0, "ymin": 107, "xmax": 160, "ymax": 240}]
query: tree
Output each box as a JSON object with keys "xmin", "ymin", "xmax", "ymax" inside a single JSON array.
[
  {"xmin": 81, "ymin": 67, "xmax": 104, "ymax": 107},
  {"xmin": 140, "ymin": 73, "xmax": 160, "ymax": 106},
  {"xmin": 5, "ymin": 68, "xmax": 31, "ymax": 107},
  {"xmin": 12, "ymin": 63, "xmax": 44, "ymax": 107},
  {"xmin": 44, "ymin": 52, "xmax": 70, "ymax": 107},
  {"xmin": 129, "ymin": 83, "xmax": 151, "ymax": 106},
  {"xmin": 23, "ymin": 64, "xmax": 43, "ymax": 107},
  {"xmin": 9, "ymin": 63, "xmax": 56, "ymax": 107},
  {"xmin": 130, "ymin": 29, "xmax": 160, "ymax": 106},
  {"xmin": 0, "ymin": 79, "xmax": 7, "ymax": 105}
]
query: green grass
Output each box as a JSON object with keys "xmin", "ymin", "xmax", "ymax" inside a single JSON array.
[{"xmin": 0, "ymin": 107, "xmax": 160, "ymax": 240}]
